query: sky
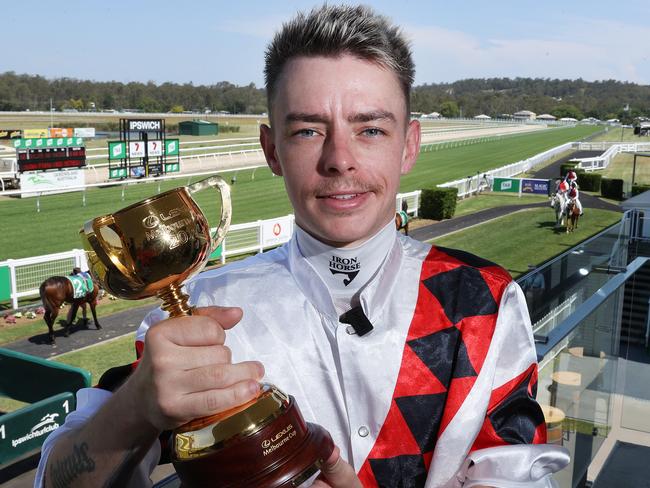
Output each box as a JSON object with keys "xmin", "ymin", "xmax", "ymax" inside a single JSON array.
[{"xmin": 1, "ymin": 0, "xmax": 649, "ymax": 87}]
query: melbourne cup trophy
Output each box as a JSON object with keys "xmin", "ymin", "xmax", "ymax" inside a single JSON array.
[{"xmin": 79, "ymin": 175, "xmax": 334, "ymax": 487}]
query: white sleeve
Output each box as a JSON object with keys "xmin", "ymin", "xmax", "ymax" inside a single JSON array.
[
  {"xmin": 447, "ymin": 282, "xmax": 570, "ymax": 487},
  {"xmin": 453, "ymin": 444, "xmax": 570, "ymax": 488},
  {"xmin": 33, "ymin": 387, "xmax": 161, "ymax": 488}
]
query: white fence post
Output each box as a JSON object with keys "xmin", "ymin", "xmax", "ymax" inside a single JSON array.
[{"xmin": 8, "ymin": 259, "xmax": 17, "ymax": 309}]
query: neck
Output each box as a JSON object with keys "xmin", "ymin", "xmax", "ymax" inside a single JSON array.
[{"xmin": 296, "ymin": 219, "xmax": 398, "ymax": 315}]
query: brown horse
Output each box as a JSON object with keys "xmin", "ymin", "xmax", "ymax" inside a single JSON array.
[
  {"xmin": 39, "ymin": 273, "xmax": 101, "ymax": 344},
  {"xmin": 566, "ymin": 199, "xmax": 580, "ymax": 233},
  {"xmin": 395, "ymin": 210, "xmax": 409, "ymax": 235}
]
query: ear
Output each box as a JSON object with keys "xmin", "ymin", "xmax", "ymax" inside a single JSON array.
[
  {"xmin": 260, "ymin": 124, "xmax": 282, "ymax": 176},
  {"xmin": 401, "ymin": 119, "xmax": 420, "ymax": 175}
]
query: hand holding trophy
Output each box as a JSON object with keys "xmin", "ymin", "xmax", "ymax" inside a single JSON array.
[{"xmin": 80, "ymin": 176, "xmax": 334, "ymax": 487}]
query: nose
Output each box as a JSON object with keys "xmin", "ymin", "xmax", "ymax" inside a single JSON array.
[{"xmin": 320, "ymin": 129, "xmax": 357, "ymax": 175}]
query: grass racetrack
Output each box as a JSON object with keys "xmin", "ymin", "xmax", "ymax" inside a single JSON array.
[
  {"xmin": 433, "ymin": 207, "xmax": 622, "ymax": 277},
  {"xmin": 0, "ymin": 125, "xmax": 599, "ymax": 260}
]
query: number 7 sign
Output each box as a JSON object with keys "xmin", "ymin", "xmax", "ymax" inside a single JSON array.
[
  {"xmin": 147, "ymin": 140, "xmax": 163, "ymax": 157},
  {"xmin": 129, "ymin": 141, "xmax": 145, "ymax": 158}
]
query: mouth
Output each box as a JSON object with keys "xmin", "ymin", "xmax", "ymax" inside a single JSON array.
[{"xmin": 318, "ymin": 192, "xmax": 365, "ymax": 200}]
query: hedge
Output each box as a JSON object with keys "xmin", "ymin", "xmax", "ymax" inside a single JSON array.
[
  {"xmin": 601, "ymin": 178, "xmax": 624, "ymax": 200},
  {"xmin": 631, "ymin": 184, "xmax": 650, "ymax": 197},
  {"xmin": 577, "ymin": 172, "xmax": 602, "ymax": 192},
  {"xmin": 420, "ymin": 186, "xmax": 458, "ymax": 220},
  {"xmin": 560, "ymin": 161, "xmax": 582, "ymax": 177}
]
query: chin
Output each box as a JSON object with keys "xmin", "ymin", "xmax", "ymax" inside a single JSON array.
[{"xmin": 316, "ymin": 224, "xmax": 375, "ymax": 247}]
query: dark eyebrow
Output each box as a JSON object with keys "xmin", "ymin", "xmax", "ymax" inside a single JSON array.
[
  {"xmin": 285, "ymin": 110, "xmax": 396, "ymax": 124},
  {"xmin": 285, "ymin": 112, "xmax": 329, "ymax": 123},
  {"xmin": 348, "ymin": 110, "xmax": 396, "ymax": 123}
]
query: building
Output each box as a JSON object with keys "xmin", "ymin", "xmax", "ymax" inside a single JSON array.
[
  {"xmin": 537, "ymin": 114, "xmax": 557, "ymax": 121},
  {"xmin": 513, "ymin": 110, "xmax": 536, "ymax": 120},
  {"xmin": 178, "ymin": 120, "xmax": 219, "ymax": 136}
]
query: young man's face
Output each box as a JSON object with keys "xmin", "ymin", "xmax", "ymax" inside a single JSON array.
[{"xmin": 261, "ymin": 54, "xmax": 420, "ymax": 248}]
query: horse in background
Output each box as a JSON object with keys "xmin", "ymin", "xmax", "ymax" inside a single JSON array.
[
  {"xmin": 39, "ymin": 268, "xmax": 101, "ymax": 344},
  {"xmin": 550, "ymin": 192, "xmax": 567, "ymax": 228},
  {"xmin": 566, "ymin": 199, "xmax": 580, "ymax": 233},
  {"xmin": 396, "ymin": 201, "xmax": 410, "ymax": 235}
]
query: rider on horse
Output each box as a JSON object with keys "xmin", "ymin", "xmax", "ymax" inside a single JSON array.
[{"xmin": 567, "ymin": 183, "xmax": 583, "ymax": 216}]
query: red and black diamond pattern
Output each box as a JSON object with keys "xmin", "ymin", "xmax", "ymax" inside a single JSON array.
[{"xmin": 357, "ymin": 246, "xmax": 545, "ymax": 487}]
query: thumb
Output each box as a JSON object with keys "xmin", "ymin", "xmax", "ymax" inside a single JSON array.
[
  {"xmin": 193, "ymin": 306, "xmax": 243, "ymax": 329},
  {"xmin": 316, "ymin": 446, "xmax": 362, "ymax": 488}
]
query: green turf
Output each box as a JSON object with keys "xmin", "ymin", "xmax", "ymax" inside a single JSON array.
[
  {"xmin": 54, "ymin": 333, "xmax": 136, "ymax": 384},
  {"xmin": 454, "ymin": 193, "xmax": 548, "ymax": 217},
  {"xmin": 0, "ymin": 125, "xmax": 599, "ymax": 261},
  {"xmin": 432, "ymin": 208, "xmax": 622, "ymax": 277},
  {"xmin": 401, "ymin": 125, "xmax": 599, "ymax": 189},
  {"xmin": 602, "ymin": 153, "xmax": 650, "ymax": 185}
]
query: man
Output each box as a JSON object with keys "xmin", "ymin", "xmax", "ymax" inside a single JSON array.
[
  {"xmin": 567, "ymin": 183, "xmax": 584, "ymax": 216},
  {"xmin": 36, "ymin": 5, "xmax": 568, "ymax": 487}
]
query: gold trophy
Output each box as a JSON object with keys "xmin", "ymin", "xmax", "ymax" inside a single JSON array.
[{"xmin": 80, "ymin": 176, "xmax": 333, "ymax": 487}]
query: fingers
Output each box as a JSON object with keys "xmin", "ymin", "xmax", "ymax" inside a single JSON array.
[
  {"xmin": 148, "ymin": 306, "xmax": 242, "ymax": 347},
  {"xmin": 128, "ymin": 305, "xmax": 263, "ymax": 430},
  {"xmin": 183, "ymin": 379, "xmax": 262, "ymax": 420},
  {"xmin": 179, "ymin": 361, "xmax": 264, "ymax": 393},
  {"xmin": 313, "ymin": 447, "xmax": 362, "ymax": 488}
]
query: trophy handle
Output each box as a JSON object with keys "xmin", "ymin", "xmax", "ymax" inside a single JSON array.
[
  {"xmin": 83, "ymin": 216, "xmax": 137, "ymax": 282},
  {"xmin": 187, "ymin": 176, "xmax": 232, "ymax": 255}
]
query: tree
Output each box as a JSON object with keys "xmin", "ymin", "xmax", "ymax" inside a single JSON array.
[
  {"xmin": 550, "ymin": 104, "xmax": 584, "ymax": 120},
  {"xmin": 440, "ymin": 100, "xmax": 459, "ymax": 118}
]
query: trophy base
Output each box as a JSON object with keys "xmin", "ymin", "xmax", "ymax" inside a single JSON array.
[{"xmin": 173, "ymin": 393, "xmax": 334, "ymax": 488}]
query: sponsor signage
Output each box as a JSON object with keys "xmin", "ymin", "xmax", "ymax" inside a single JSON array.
[
  {"xmin": 128, "ymin": 141, "xmax": 145, "ymax": 158},
  {"xmin": 147, "ymin": 140, "xmax": 163, "ymax": 157},
  {"xmin": 0, "ymin": 129, "xmax": 22, "ymax": 139},
  {"xmin": 23, "ymin": 128, "xmax": 48, "ymax": 138},
  {"xmin": 165, "ymin": 139, "xmax": 179, "ymax": 156},
  {"xmin": 109, "ymin": 167, "xmax": 128, "ymax": 179},
  {"xmin": 74, "ymin": 127, "xmax": 96, "ymax": 138},
  {"xmin": 492, "ymin": 177, "xmax": 520, "ymax": 193},
  {"xmin": 165, "ymin": 162, "xmax": 180, "ymax": 173},
  {"xmin": 521, "ymin": 178, "xmax": 551, "ymax": 195},
  {"xmin": 13, "ymin": 138, "xmax": 84, "ymax": 149},
  {"xmin": 127, "ymin": 119, "xmax": 162, "ymax": 131},
  {"xmin": 108, "ymin": 141, "xmax": 127, "ymax": 160},
  {"xmin": 261, "ymin": 216, "xmax": 293, "ymax": 247},
  {"xmin": 48, "ymin": 128, "xmax": 74, "ymax": 138},
  {"xmin": 0, "ymin": 393, "xmax": 74, "ymax": 464},
  {"xmin": 19, "ymin": 168, "xmax": 85, "ymax": 198}
]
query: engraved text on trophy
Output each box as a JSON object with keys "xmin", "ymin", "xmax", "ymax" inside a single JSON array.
[{"xmin": 142, "ymin": 208, "xmax": 192, "ymax": 250}]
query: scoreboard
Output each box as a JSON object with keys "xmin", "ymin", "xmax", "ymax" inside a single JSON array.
[{"xmin": 14, "ymin": 138, "xmax": 86, "ymax": 172}]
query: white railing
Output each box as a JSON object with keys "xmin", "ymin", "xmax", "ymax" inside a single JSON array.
[
  {"xmin": 0, "ymin": 250, "xmax": 89, "ymax": 309},
  {"xmin": 532, "ymin": 293, "xmax": 579, "ymax": 335},
  {"xmin": 0, "ymin": 191, "xmax": 421, "ymax": 309},
  {"xmin": 439, "ymin": 142, "xmax": 574, "ymax": 197},
  {"xmin": 574, "ymin": 142, "xmax": 650, "ymax": 172}
]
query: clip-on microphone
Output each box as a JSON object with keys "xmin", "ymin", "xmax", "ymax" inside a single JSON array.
[{"xmin": 339, "ymin": 305, "xmax": 374, "ymax": 336}]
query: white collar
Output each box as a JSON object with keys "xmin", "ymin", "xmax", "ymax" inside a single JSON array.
[{"xmin": 288, "ymin": 226, "xmax": 404, "ymax": 324}]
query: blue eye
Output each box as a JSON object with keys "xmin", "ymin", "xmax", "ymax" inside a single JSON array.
[
  {"xmin": 363, "ymin": 128, "xmax": 384, "ymax": 136},
  {"xmin": 297, "ymin": 129, "xmax": 317, "ymax": 137}
]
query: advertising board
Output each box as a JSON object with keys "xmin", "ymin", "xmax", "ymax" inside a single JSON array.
[
  {"xmin": 261, "ymin": 216, "xmax": 293, "ymax": 247},
  {"xmin": 19, "ymin": 168, "xmax": 85, "ymax": 197}
]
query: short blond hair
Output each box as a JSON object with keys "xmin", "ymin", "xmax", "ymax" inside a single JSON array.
[{"xmin": 264, "ymin": 4, "xmax": 414, "ymax": 115}]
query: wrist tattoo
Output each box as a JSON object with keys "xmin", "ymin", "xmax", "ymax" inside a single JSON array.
[{"xmin": 49, "ymin": 442, "xmax": 95, "ymax": 487}]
